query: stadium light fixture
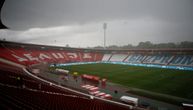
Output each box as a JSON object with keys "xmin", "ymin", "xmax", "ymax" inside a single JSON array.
[{"xmin": 103, "ymin": 23, "xmax": 107, "ymax": 49}]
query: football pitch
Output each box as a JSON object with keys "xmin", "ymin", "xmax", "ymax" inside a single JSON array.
[{"xmin": 53, "ymin": 63, "xmax": 193, "ymax": 103}]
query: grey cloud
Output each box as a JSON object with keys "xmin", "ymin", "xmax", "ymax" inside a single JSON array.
[
  {"xmin": 0, "ymin": 0, "xmax": 193, "ymax": 47},
  {"xmin": 1, "ymin": 0, "xmax": 193, "ymax": 30}
]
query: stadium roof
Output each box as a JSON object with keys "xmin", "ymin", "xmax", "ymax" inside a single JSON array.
[{"xmin": 0, "ymin": 0, "xmax": 7, "ymax": 29}]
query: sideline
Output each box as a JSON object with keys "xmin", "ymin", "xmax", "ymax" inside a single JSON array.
[{"xmin": 53, "ymin": 61, "xmax": 193, "ymax": 71}]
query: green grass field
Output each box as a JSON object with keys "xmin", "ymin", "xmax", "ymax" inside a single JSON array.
[{"xmin": 52, "ymin": 63, "xmax": 193, "ymax": 104}]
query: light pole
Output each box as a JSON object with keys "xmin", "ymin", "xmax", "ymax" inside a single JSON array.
[{"xmin": 103, "ymin": 23, "xmax": 107, "ymax": 49}]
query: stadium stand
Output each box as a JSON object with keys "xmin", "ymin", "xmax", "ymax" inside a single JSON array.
[
  {"xmin": 1, "ymin": 40, "xmax": 193, "ymax": 110},
  {"xmin": 0, "ymin": 83, "xmax": 92, "ymax": 110},
  {"xmin": 170, "ymin": 55, "xmax": 193, "ymax": 67},
  {"xmin": 125, "ymin": 54, "xmax": 146, "ymax": 64},
  {"xmin": 142, "ymin": 54, "xmax": 174, "ymax": 65},
  {"xmin": 1, "ymin": 41, "xmax": 193, "ymax": 67},
  {"xmin": 102, "ymin": 54, "xmax": 112, "ymax": 61},
  {"xmin": 0, "ymin": 45, "xmax": 104, "ymax": 65},
  {"xmin": 108, "ymin": 53, "xmax": 193, "ymax": 67},
  {"xmin": 109, "ymin": 54, "xmax": 128, "ymax": 62}
]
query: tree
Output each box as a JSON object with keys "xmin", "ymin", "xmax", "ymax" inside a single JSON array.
[
  {"xmin": 137, "ymin": 41, "xmax": 153, "ymax": 48},
  {"xmin": 121, "ymin": 44, "xmax": 133, "ymax": 49},
  {"xmin": 179, "ymin": 41, "xmax": 193, "ymax": 48},
  {"xmin": 107, "ymin": 45, "xmax": 120, "ymax": 49},
  {"xmin": 66, "ymin": 44, "xmax": 70, "ymax": 47}
]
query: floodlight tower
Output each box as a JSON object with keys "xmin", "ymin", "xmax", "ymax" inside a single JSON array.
[{"xmin": 103, "ymin": 23, "xmax": 107, "ymax": 49}]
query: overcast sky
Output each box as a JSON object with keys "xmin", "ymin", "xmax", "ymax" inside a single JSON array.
[{"xmin": 0, "ymin": 0, "xmax": 193, "ymax": 47}]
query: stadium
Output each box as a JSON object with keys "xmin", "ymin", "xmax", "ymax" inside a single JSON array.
[
  {"xmin": 1, "ymin": 0, "xmax": 193, "ymax": 110},
  {"xmin": 1, "ymin": 40, "xmax": 193, "ymax": 110}
]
